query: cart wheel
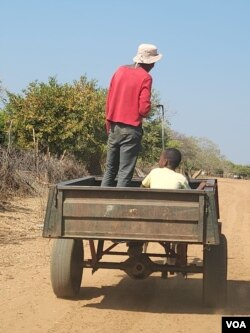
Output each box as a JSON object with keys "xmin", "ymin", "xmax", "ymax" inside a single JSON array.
[
  {"xmin": 50, "ymin": 239, "xmax": 83, "ymax": 298},
  {"xmin": 203, "ymin": 234, "xmax": 227, "ymax": 308}
]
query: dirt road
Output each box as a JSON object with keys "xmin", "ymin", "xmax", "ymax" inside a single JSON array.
[{"xmin": 0, "ymin": 178, "xmax": 249, "ymax": 333}]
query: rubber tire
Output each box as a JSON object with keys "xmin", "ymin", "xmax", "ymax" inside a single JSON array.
[
  {"xmin": 203, "ymin": 234, "xmax": 227, "ymax": 308},
  {"xmin": 50, "ymin": 239, "xmax": 83, "ymax": 298}
]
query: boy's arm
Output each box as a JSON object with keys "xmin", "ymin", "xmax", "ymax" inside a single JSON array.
[
  {"xmin": 183, "ymin": 177, "xmax": 191, "ymax": 189},
  {"xmin": 141, "ymin": 172, "xmax": 151, "ymax": 188}
]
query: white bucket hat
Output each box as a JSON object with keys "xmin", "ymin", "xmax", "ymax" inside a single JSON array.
[{"xmin": 133, "ymin": 43, "xmax": 163, "ymax": 64}]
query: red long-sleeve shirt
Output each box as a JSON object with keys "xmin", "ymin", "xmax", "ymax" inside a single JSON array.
[{"xmin": 105, "ymin": 65, "xmax": 152, "ymax": 132}]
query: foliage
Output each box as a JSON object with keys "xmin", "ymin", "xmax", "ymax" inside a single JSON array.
[
  {"xmin": 0, "ymin": 111, "xmax": 5, "ymax": 144},
  {"xmin": 168, "ymin": 131, "xmax": 226, "ymax": 176},
  {"xmin": 196, "ymin": 137, "xmax": 225, "ymax": 175},
  {"xmin": 139, "ymin": 102, "xmax": 171, "ymax": 167},
  {"xmin": 3, "ymin": 79, "xmax": 170, "ymax": 174},
  {"xmin": 141, "ymin": 120, "xmax": 168, "ymax": 163},
  {"xmin": 232, "ymin": 164, "xmax": 250, "ymax": 178},
  {"xmin": 3, "ymin": 77, "xmax": 107, "ymax": 174},
  {"xmin": 0, "ymin": 81, "xmax": 7, "ymax": 144},
  {"xmin": 0, "ymin": 80, "xmax": 7, "ymax": 105},
  {"xmin": 1, "ymin": 75, "xmax": 249, "ymax": 182}
]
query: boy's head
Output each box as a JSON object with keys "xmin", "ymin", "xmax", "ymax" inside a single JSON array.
[{"xmin": 159, "ymin": 148, "xmax": 182, "ymax": 170}]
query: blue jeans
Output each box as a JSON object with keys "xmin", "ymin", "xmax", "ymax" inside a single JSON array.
[{"xmin": 101, "ymin": 123, "xmax": 143, "ymax": 187}]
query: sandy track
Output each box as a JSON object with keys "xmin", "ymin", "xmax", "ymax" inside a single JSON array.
[{"xmin": 0, "ymin": 178, "xmax": 249, "ymax": 333}]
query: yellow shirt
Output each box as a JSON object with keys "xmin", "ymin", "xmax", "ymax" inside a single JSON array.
[{"xmin": 142, "ymin": 167, "xmax": 190, "ymax": 189}]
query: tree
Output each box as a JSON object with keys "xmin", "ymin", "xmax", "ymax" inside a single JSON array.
[
  {"xmin": 0, "ymin": 111, "xmax": 5, "ymax": 144},
  {"xmin": 4, "ymin": 76, "xmax": 107, "ymax": 174},
  {"xmin": 169, "ymin": 132, "xmax": 226, "ymax": 176},
  {"xmin": 0, "ymin": 81, "xmax": 7, "ymax": 144},
  {"xmin": 139, "ymin": 99, "xmax": 171, "ymax": 168},
  {"xmin": 168, "ymin": 131, "xmax": 202, "ymax": 174},
  {"xmin": 197, "ymin": 137, "xmax": 224, "ymax": 175},
  {"xmin": 233, "ymin": 164, "xmax": 250, "ymax": 178},
  {"xmin": 4, "ymin": 77, "xmax": 173, "ymax": 174}
]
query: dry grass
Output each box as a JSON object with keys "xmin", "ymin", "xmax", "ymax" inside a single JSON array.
[{"xmin": 0, "ymin": 147, "xmax": 88, "ymax": 201}]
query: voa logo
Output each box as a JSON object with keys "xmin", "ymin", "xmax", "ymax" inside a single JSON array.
[{"xmin": 226, "ymin": 320, "xmax": 246, "ymax": 329}]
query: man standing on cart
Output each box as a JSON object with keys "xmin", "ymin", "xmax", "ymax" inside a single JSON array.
[{"xmin": 101, "ymin": 43, "xmax": 163, "ymax": 187}]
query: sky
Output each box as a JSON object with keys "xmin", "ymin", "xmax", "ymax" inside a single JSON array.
[{"xmin": 1, "ymin": 0, "xmax": 250, "ymax": 165}]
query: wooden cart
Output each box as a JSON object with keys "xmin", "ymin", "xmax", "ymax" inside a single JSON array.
[{"xmin": 43, "ymin": 176, "xmax": 227, "ymax": 308}]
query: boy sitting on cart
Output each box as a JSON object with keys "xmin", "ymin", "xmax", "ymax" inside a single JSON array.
[
  {"xmin": 141, "ymin": 148, "xmax": 190, "ymax": 190},
  {"xmin": 141, "ymin": 148, "xmax": 190, "ymax": 268}
]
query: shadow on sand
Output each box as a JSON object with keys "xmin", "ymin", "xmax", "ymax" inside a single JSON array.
[{"xmin": 77, "ymin": 274, "xmax": 250, "ymax": 315}]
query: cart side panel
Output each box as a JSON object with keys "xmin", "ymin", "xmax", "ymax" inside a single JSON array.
[
  {"xmin": 205, "ymin": 192, "xmax": 220, "ymax": 245},
  {"xmin": 60, "ymin": 188, "xmax": 206, "ymax": 243},
  {"xmin": 43, "ymin": 186, "xmax": 61, "ymax": 238},
  {"xmin": 42, "ymin": 177, "xmax": 220, "ymax": 244}
]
